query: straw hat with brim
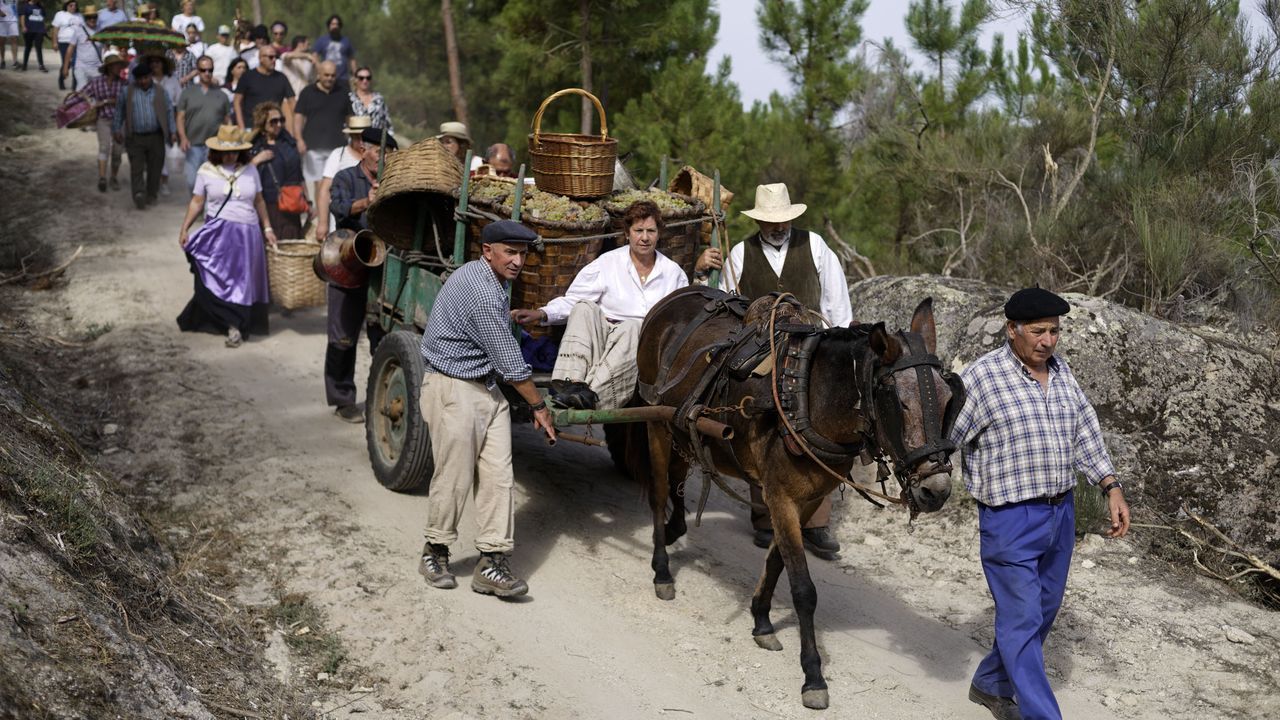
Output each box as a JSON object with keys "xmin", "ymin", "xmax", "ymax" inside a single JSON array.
[
  {"xmin": 205, "ymin": 125, "xmax": 256, "ymax": 152},
  {"xmin": 135, "ymin": 3, "xmax": 156, "ymax": 14},
  {"xmin": 740, "ymin": 183, "xmax": 807, "ymax": 223},
  {"xmin": 437, "ymin": 121, "xmax": 471, "ymax": 143},
  {"xmin": 99, "ymin": 50, "xmax": 126, "ymax": 73},
  {"xmin": 82, "ymin": 5, "xmax": 98, "ymax": 16},
  {"xmin": 342, "ymin": 115, "xmax": 373, "ymax": 134}
]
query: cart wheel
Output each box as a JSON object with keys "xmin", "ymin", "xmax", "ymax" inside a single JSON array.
[{"xmin": 366, "ymin": 330, "xmax": 434, "ymax": 492}]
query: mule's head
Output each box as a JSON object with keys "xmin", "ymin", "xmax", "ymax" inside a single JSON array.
[{"xmin": 865, "ymin": 298, "xmax": 964, "ymax": 514}]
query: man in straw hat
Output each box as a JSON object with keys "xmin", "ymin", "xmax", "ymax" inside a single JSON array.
[
  {"xmin": 436, "ymin": 120, "xmax": 471, "ymax": 164},
  {"xmin": 705, "ymin": 182, "xmax": 852, "ymax": 558},
  {"xmin": 950, "ymin": 287, "xmax": 1129, "ymax": 720},
  {"xmin": 418, "ymin": 220, "xmax": 556, "ymax": 598},
  {"xmin": 314, "ymin": 114, "xmax": 370, "ymax": 242},
  {"xmin": 60, "ymin": 3, "xmax": 98, "ymax": 90},
  {"xmin": 113, "ymin": 61, "xmax": 176, "ymax": 209},
  {"xmin": 324, "ymin": 125, "xmax": 398, "ymax": 424},
  {"xmin": 80, "ymin": 46, "xmax": 127, "ymax": 192}
]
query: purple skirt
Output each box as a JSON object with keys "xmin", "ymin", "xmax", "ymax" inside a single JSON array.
[{"xmin": 184, "ymin": 217, "xmax": 270, "ymax": 306}]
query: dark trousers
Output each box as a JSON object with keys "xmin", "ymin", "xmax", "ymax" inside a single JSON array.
[
  {"xmin": 971, "ymin": 493, "xmax": 1075, "ymax": 720},
  {"xmin": 125, "ymin": 132, "xmax": 165, "ymax": 204},
  {"xmin": 21, "ymin": 33, "xmax": 43, "ymax": 68},
  {"xmin": 750, "ymin": 485, "xmax": 832, "ymax": 531},
  {"xmin": 324, "ymin": 283, "xmax": 385, "ymax": 407},
  {"xmin": 57, "ymin": 40, "xmax": 70, "ymax": 88}
]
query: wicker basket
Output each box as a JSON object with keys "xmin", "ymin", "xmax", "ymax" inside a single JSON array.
[
  {"xmin": 527, "ymin": 88, "xmax": 618, "ymax": 198},
  {"xmin": 668, "ymin": 166, "xmax": 733, "ymax": 255},
  {"xmin": 267, "ymin": 239, "xmax": 327, "ymax": 309},
  {"xmin": 367, "ymin": 137, "xmax": 464, "ymax": 250}
]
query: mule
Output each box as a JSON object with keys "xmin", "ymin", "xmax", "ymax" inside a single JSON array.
[{"xmin": 634, "ymin": 287, "xmax": 963, "ymax": 710}]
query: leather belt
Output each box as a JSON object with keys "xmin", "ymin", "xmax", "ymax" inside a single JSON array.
[{"xmin": 980, "ymin": 489, "xmax": 1072, "ymax": 509}]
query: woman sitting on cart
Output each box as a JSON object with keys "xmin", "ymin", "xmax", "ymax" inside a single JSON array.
[{"xmin": 511, "ymin": 200, "xmax": 687, "ymax": 410}]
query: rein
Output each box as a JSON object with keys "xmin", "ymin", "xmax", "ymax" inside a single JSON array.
[{"xmin": 765, "ymin": 294, "xmax": 909, "ymax": 508}]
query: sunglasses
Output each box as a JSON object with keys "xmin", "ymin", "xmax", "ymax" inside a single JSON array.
[
  {"xmin": 197, "ymin": 67, "xmax": 213, "ymax": 73},
  {"xmin": 260, "ymin": 54, "xmax": 277, "ymax": 60},
  {"xmin": 267, "ymin": 118, "xmax": 284, "ymax": 126},
  {"xmin": 356, "ymin": 75, "xmax": 372, "ymax": 81}
]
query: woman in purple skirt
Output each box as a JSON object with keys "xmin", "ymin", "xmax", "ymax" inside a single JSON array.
[{"xmin": 176, "ymin": 125, "xmax": 277, "ymax": 347}]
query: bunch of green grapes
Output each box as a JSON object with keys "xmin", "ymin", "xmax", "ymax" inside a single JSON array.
[
  {"xmin": 504, "ymin": 189, "xmax": 608, "ymax": 224},
  {"xmin": 604, "ymin": 189, "xmax": 693, "ymax": 216},
  {"xmin": 468, "ymin": 178, "xmax": 511, "ymax": 205}
]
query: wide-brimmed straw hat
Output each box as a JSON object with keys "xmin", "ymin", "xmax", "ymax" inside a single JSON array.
[
  {"xmin": 341, "ymin": 115, "xmax": 373, "ymax": 134},
  {"xmin": 741, "ymin": 183, "xmax": 807, "ymax": 223},
  {"xmin": 99, "ymin": 49, "xmax": 126, "ymax": 73},
  {"xmin": 135, "ymin": 3, "xmax": 157, "ymax": 15},
  {"xmin": 206, "ymin": 125, "xmax": 257, "ymax": 152},
  {"xmin": 82, "ymin": 4, "xmax": 99, "ymax": 16},
  {"xmin": 437, "ymin": 121, "xmax": 471, "ymax": 143}
]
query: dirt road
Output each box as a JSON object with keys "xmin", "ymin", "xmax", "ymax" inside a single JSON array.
[{"xmin": 4, "ymin": 69, "xmax": 1276, "ymax": 719}]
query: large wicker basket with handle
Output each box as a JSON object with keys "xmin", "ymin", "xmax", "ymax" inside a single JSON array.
[
  {"xmin": 267, "ymin": 238, "xmax": 327, "ymax": 309},
  {"xmin": 527, "ymin": 88, "xmax": 618, "ymax": 198}
]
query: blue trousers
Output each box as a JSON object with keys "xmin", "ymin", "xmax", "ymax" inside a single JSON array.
[
  {"xmin": 973, "ymin": 493, "xmax": 1074, "ymax": 720},
  {"xmin": 184, "ymin": 145, "xmax": 209, "ymax": 193}
]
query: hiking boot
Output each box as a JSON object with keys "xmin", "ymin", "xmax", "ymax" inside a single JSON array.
[
  {"xmin": 753, "ymin": 528, "xmax": 773, "ymax": 549},
  {"xmin": 334, "ymin": 404, "xmax": 363, "ymax": 424},
  {"xmin": 471, "ymin": 553, "xmax": 528, "ymax": 598},
  {"xmin": 969, "ymin": 684, "xmax": 1021, "ymax": 720},
  {"xmin": 418, "ymin": 543, "xmax": 457, "ymax": 589},
  {"xmin": 549, "ymin": 379, "xmax": 598, "ymax": 410},
  {"xmin": 802, "ymin": 526, "xmax": 841, "ymax": 559}
]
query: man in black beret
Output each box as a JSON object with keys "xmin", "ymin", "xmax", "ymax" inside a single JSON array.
[
  {"xmin": 949, "ymin": 286, "xmax": 1130, "ymax": 720},
  {"xmin": 322, "ymin": 129, "xmax": 398, "ymax": 423},
  {"xmin": 417, "ymin": 220, "xmax": 556, "ymax": 599}
]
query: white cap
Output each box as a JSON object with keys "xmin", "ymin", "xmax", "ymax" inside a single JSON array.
[{"xmin": 217, "ymin": 24, "xmax": 232, "ymax": 35}]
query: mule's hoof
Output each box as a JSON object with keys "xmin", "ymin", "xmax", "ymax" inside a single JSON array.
[
  {"xmin": 753, "ymin": 633, "xmax": 783, "ymax": 651},
  {"xmin": 801, "ymin": 688, "xmax": 829, "ymax": 710},
  {"xmin": 654, "ymin": 583, "xmax": 676, "ymax": 601}
]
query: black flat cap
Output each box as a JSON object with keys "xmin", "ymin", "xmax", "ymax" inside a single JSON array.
[
  {"xmin": 481, "ymin": 220, "xmax": 538, "ymax": 245},
  {"xmin": 131, "ymin": 63, "xmax": 153, "ymax": 79},
  {"xmin": 1005, "ymin": 286, "xmax": 1070, "ymax": 320},
  {"xmin": 359, "ymin": 127, "xmax": 399, "ymax": 150}
]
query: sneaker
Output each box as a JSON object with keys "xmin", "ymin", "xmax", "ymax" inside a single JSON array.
[
  {"xmin": 418, "ymin": 543, "xmax": 457, "ymax": 589},
  {"xmin": 109, "ymin": 177, "xmax": 120, "ymax": 191},
  {"xmin": 802, "ymin": 526, "xmax": 841, "ymax": 559},
  {"xmin": 97, "ymin": 178, "xmax": 107, "ymax": 193},
  {"xmin": 160, "ymin": 182, "xmax": 171, "ymax": 196},
  {"xmin": 334, "ymin": 404, "xmax": 363, "ymax": 423},
  {"xmin": 471, "ymin": 553, "xmax": 528, "ymax": 597},
  {"xmin": 39, "ymin": 65, "xmax": 48, "ymax": 72},
  {"xmin": 969, "ymin": 684, "xmax": 1021, "ymax": 720},
  {"xmin": 752, "ymin": 528, "xmax": 773, "ymax": 549}
]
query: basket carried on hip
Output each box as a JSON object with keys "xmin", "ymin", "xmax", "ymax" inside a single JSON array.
[
  {"xmin": 267, "ymin": 238, "xmax": 327, "ymax": 309},
  {"xmin": 527, "ymin": 88, "xmax": 618, "ymax": 199}
]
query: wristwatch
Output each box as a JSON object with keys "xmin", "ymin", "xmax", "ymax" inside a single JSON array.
[{"xmin": 1100, "ymin": 480, "xmax": 1123, "ymax": 495}]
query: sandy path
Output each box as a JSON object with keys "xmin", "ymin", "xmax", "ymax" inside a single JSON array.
[{"xmin": 16, "ymin": 69, "xmax": 1275, "ymax": 719}]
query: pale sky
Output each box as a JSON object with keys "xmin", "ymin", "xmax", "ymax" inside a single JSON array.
[{"xmin": 709, "ymin": 0, "xmax": 1270, "ymax": 107}]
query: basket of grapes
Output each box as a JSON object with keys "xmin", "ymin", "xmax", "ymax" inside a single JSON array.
[
  {"xmin": 454, "ymin": 175, "xmax": 517, "ymax": 214},
  {"xmin": 602, "ymin": 189, "xmax": 707, "ymax": 277}
]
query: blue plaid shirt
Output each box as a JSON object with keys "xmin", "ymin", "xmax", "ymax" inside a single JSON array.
[
  {"xmin": 420, "ymin": 260, "xmax": 531, "ymax": 388},
  {"xmin": 949, "ymin": 344, "xmax": 1115, "ymax": 506}
]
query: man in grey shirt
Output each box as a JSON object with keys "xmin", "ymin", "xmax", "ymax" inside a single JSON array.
[{"xmin": 176, "ymin": 55, "xmax": 230, "ymax": 192}]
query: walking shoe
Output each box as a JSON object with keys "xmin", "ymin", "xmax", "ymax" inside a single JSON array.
[
  {"xmin": 802, "ymin": 526, "xmax": 841, "ymax": 559},
  {"xmin": 969, "ymin": 684, "xmax": 1021, "ymax": 720},
  {"xmin": 160, "ymin": 182, "xmax": 171, "ymax": 196},
  {"xmin": 109, "ymin": 177, "xmax": 120, "ymax": 191},
  {"xmin": 39, "ymin": 65, "xmax": 48, "ymax": 72},
  {"xmin": 418, "ymin": 543, "xmax": 457, "ymax": 589},
  {"xmin": 471, "ymin": 553, "xmax": 528, "ymax": 597},
  {"xmin": 753, "ymin": 528, "xmax": 773, "ymax": 549},
  {"xmin": 133, "ymin": 193, "xmax": 147, "ymax": 210},
  {"xmin": 225, "ymin": 328, "xmax": 242, "ymax": 348},
  {"xmin": 334, "ymin": 404, "xmax": 364, "ymax": 423},
  {"xmin": 97, "ymin": 178, "xmax": 107, "ymax": 193}
]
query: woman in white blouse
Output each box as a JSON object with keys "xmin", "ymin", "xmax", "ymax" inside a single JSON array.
[
  {"xmin": 510, "ymin": 200, "xmax": 688, "ymax": 410},
  {"xmin": 51, "ymin": 0, "xmax": 81, "ymax": 89}
]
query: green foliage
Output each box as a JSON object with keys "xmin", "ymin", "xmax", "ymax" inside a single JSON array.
[{"xmin": 757, "ymin": 0, "xmax": 869, "ymax": 129}]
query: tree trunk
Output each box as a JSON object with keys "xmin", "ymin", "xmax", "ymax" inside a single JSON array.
[
  {"xmin": 579, "ymin": 0, "xmax": 593, "ymax": 134},
  {"xmin": 250, "ymin": 0, "xmax": 263, "ymax": 25},
  {"xmin": 441, "ymin": 0, "xmax": 469, "ymax": 125}
]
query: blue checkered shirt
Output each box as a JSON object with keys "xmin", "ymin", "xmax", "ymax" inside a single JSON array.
[
  {"xmin": 949, "ymin": 344, "xmax": 1115, "ymax": 506},
  {"xmin": 420, "ymin": 260, "xmax": 531, "ymax": 388}
]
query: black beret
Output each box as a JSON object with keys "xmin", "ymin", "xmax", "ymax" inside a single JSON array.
[
  {"xmin": 360, "ymin": 127, "xmax": 399, "ymax": 150},
  {"xmin": 1005, "ymin": 287, "xmax": 1070, "ymax": 321},
  {"xmin": 131, "ymin": 63, "xmax": 153, "ymax": 79},
  {"xmin": 481, "ymin": 220, "xmax": 538, "ymax": 245}
]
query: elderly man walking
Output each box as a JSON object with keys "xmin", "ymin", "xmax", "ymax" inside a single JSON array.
[
  {"xmin": 113, "ymin": 62, "xmax": 176, "ymax": 209},
  {"xmin": 951, "ymin": 287, "xmax": 1130, "ymax": 720},
  {"xmin": 418, "ymin": 220, "xmax": 556, "ymax": 598},
  {"xmin": 294, "ymin": 60, "xmax": 348, "ymax": 201},
  {"xmin": 706, "ymin": 182, "xmax": 851, "ymax": 558}
]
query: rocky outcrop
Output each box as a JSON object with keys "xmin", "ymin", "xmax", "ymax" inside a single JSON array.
[{"xmin": 849, "ymin": 275, "xmax": 1280, "ymax": 555}]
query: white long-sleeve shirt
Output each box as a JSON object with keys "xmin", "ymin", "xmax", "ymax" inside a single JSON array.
[
  {"xmin": 541, "ymin": 246, "xmax": 688, "ymax": 324},
  {"xmin": 718, "ymin": 231, "xmax": 853, "ymax": 327}
]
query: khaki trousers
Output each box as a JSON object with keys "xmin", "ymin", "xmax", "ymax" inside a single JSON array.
[
  {"xmin": 552, "ymin": 301, "xmax": 641, "ymax": 410},
  {"xmin": 420, "ymin": 373, "xmax": 515, "ymax": 553}
]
